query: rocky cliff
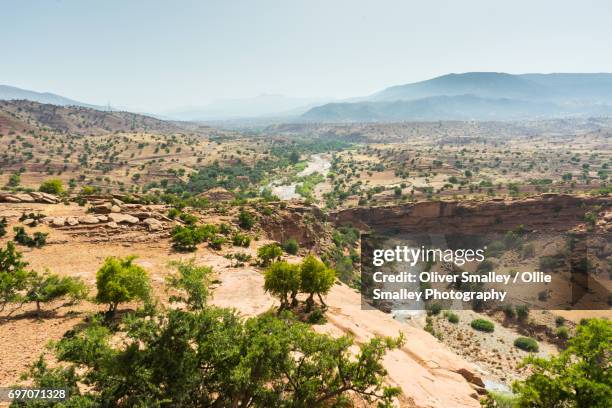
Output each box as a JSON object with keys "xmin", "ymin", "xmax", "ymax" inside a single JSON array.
[{"xmin": 330, "ymin": 194, "xmax": 610, "ymax": 234}]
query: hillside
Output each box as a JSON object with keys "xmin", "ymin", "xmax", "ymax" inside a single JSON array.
[{"xmin": 0, "ymin": 84, "xmax": 103, "ymax": 109}]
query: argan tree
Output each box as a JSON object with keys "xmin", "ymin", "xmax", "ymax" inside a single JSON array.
[
  {"xmin": 25, "ymin": 272, "xmax": 89, "ymax": 318},
  {"xmin": 95, "ymin": 256, "xmax": 151, "ymax": 316},
  {"xmin": 300, "ymin": 255, "xmax": 336, "ymax": 309},
  {"xmin": 264, "ymin": 261, "xmax": 301, "ymax": 310},
  {"xmin": 0, "ymin": 242, "xmax": 32, "ymax": 315},
  {"xmin": 165, "ymin": 260, "xmax": 212, "ymax": 311},
  {"xmin": 511, "ymin": 318, "xmax": 611, "ymax": 408}
]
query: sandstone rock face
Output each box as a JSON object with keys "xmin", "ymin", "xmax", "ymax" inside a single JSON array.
[
  {"xmin": 52, "ymin": 217, "xmax": 66, "ymax": 227},
  {"xmin": 110, "ymin": 205, "xmax": 122, "ymax": 213},
  {"xmin": 331, "ymin": 195, "xmax": 610, "ymax": 234},
  {"xmin": 108, "ymin": 213, "xmax": 139, "ymax": 224},
  {"xmin": 66, "ymin": 217, "xmax": 79, "ymax": 226},
  {"xmin": 259, "ymin": 203, "xmax": 329, "ymax": 251}
]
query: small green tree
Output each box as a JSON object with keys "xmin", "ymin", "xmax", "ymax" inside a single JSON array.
[
  {"xmin": 264, "ymin": 261, "xmax": 301, "ymax": 310},
  {"xmin": 257, "ymin": 243, "xmax": 283, "ymax": 266},
  {"xmin": 95, "ymin": 256, "xmax": 151, "ymax": 315},
  {"xmin": 0, "ymin": 242, "xmax": 33, "ymax": 315},
  {"xmin": 300, "ymin": 255, "xmax": 335, "ymax": 309},
  {"xmin": 512, "ymin": 318, "xmax": 611, "ymax": 408},
  {"xmin": 13, "ymin": 226, "xmax": 48, "ymax": 248},
  {"xmin": 26, "ymin": 272, "xmax": 89, "ymax": 318},
  {"xmin": 165, "ymin": 260, "xmax": 212, "ymax": 311},
  {"xmin": 171, "ymin": 226, "xmax": 200, "ymax": 252},
  {"xmin": 39, "ymin": 178, "xmax": 64, "ymax": 195}
]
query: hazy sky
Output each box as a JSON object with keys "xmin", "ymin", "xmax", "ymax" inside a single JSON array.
[{"xmin": 2, "ymin": 0, "xmax": 612, "ymax": 112}]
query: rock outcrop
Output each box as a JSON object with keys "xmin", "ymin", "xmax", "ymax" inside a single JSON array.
[
  {"xmin": 331, "ymin": 194, "xmax": 610, "ymax": 234},
  {"xmin": 0, "ymin": 191, "xmax": 60, "ymax": 204}
]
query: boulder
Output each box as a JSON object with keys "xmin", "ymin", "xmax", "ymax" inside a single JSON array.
[
  {"xmin": 3, "ymin": 196, "xmax": 21, "ymax": 203},
  {"xmin": 52, "ymin": 217, "xmax": 66, "ymax": 227},
  {"xmin": 107, "ymin": 221, "xmax": 119, "ymax": 228},
  {"xmin": 66, "ymin": 217, "xmax": 79, "ymax": 226},
  {"xmin": 112, "ymin": 198, "xmax": 124, "ymax": 207},
  {"xmin": 92, "ymin": 203, "xmax": 112, "ymax": 214},
  {"xmin": 110, "ymin": 205, "xmax": 122, "ymax": 213},
  {"xmin": 108, "ymin": 213, "xmax": 139, "ymax": 224},
  {"xmin": 143, "ymin": 218, "xmax": 163, "ymax": 231},
  {"xmin": 96, "ymin": 215, "xmax": 108, "ymax": 222},
  {"xmin": 78, "ymin": 215, "xmax": 99, "ymax": 224},
  {"xmin": 22, "ymin": 218, "xmax": 35, "ymax": 226}
]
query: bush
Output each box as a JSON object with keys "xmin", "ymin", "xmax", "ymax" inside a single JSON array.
[
  {"xmin": 171, "ymin": 226, "xmax": 200, "ymax": 252},
  {"xmin": 13, "ymin": 226, "xmax": 48, "ymax": 248},
  {"xmin": 502, "ymin": 304, "xmax": 516, "ymax": 319},
  {"xmin": 167, "ymin": 208, "xmax": 180, "ymax": 219},
  {"xmin": 209, "ymin": 235, "xmax": 225, "ymax": 250},
  {"xmin": 307, "ymin": 309, "xmax": 326, "ymax": 324},
  {"xmin": 515, "ymin": 304, "xmax": 529, "ymax": 321},
  {"xmin": 555, "ymin": 316, "xmax": 566, "ymax": 327},
  {"xmin": 447, "ymin": 312, "xmax": 459, "ymax": 324},
  {"xmin": 238, "ymin": 209, "xmax": 255, "ymax": 230},
  {"xmin": 258, "ymin": 243, "xmax": 283, "ymax": 266},
  {"xmin": 39, "ymin": 179, "xmax": 64, "ymax": 195},
  {"xmin": 95, "ymin": 256, "xmax": 151, "ymax": 315},
  {"xmin": 514, "ymin": 336, "xmax": 539, "ymax": 352},
  {"xmin": 0, "ymin": 217, "xmax": 7, "ymax": 237},
  {"xmin": 426, "ymin": 302, "xmax": 442, "ymax": 316},
  {"xmin": 179, "ymin": 212, "xmax": 198, "ymax": 226},
  {"xmin": 232, "ymin": 233, "xmax": 251, "ymax": 247},
  {"xmin": 556, "ymin": 326, "xmax": 569, "ymax": 340},
  {"xmin": 471, "ymin": 318, "xmax": 495, "ymax": 332},
  {"xmin": 283, "ymin": 238, "xmax": 299, "ymax": 255}
]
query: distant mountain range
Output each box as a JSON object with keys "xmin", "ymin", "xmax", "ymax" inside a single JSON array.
[
  {"xmin": 301, "ymin": 72, "xmax": 612, "ymax": 122},
  {"xmin": 4, "ymin": 72, "xmax": 612, "ymax": 123},
  {"xmin": 0, "ymin": 85, "xmax": 105, "ymax": 110}
]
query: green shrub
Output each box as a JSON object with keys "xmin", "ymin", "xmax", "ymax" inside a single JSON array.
[
  {"xmin": 238, "ymin": 209, "xmax": 255, "ymax": 230},
  {"xmin": 209, "ymin": 235, "xmax": 225, "ymax": 250},
  {"xmin": 282, "ymin": 238, "xmax": 299, "ymax": 255},
  {"xmin": 13, "ymin": 227, "xmax": 48, "ymax": 248},
  {"xmin": 232, "ymin": 233, "xmax": 251, "ymax": 247},
  {"xmin": 556, "ymin": 326, "xmax": 569, "ymax": 340},
  {"xmin": 257, "ymin": 243, "xmax": 283, "ymax": 266},
  {"xmin": 471, "ymin": 318, "xmax": 495, "ymax": 332},
  {"xmin": 426, "ymin": 302, "xmax": 442, "ymax": 316},
  {"xmin": 555, "ymin": 316, "xmax": 566, "ymax": 327},
  {"xmin": 515, "ymin": 304, "xmax": 529, "ymax": 321},
  {"xmin": 502, "ymin": 304, "xmax": 516, "ymax": 319},
  {"xmin": 26, "ymin": 272, "xmax": 88, "ymax": 318},
  {"xmin": 167, "ymin": 208, "xmax": 180, "ymax": 219},
  {"xmin": 514, "ymin": 336, "xmax": 539, "ymax": 352},
  {"xmin": 39, "ymin": 179, "xmax": 64, "ymax": 195},
  {"xmin": 307, "ymin": 309, "xmax": 326, "ymax": 324},
  {"xmin": 447, "ymin": 312, "xmax": 459, "ymax": 324},
  {"xmin": 165, "ymin": 260, "xmax": 212, "ymax": 311}
]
